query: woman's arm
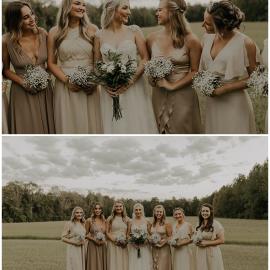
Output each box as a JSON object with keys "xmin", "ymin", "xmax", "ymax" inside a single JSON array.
[
  {"xmin": 105, "ymin": 218, "xmax": 115, "ymax": 242},
  {"xmin": 61, "ymin": 222, "xmax": 83, "ymax": 246},
  {"xmin": 197, "ymin": 231, "xmax": 225, "ymax": 247},
  {"xmin": 212, "ymin": 36, "xmax": 257, "ymax": 96},
  {"xmin": 176, "ymin": 223, "xmax": 193, "ymax": 247},
  {"xmin": 156, "ymin": 33, "xmax": 202, "ymax": 91}
]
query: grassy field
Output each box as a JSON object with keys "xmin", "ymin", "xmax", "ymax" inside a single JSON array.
[{"xmin": 2, "ymin": 217, "xmax": 268, "ymax": 270}]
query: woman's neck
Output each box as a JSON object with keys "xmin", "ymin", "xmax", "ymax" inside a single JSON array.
[
  {"xmin": 177, "ymin": 219, "xmax": 184, "ymax": 225},
  {"xmin": 22, "ymin": 29, "xmax": 35, "ymax": 38},
  {"xmin": 108, "ymin": 20, "xmax": 123, "ymax": 32},
  {"xmin": 69, "ymin": 17, "xmax": 80, "ymax": 28},
  {"xmin": 217, "ymin": 30, "xmax": 235, "ymax": 40},
  {"xmin": 163, "ymin": 23, "xmax": 171, "ymax": 35}
]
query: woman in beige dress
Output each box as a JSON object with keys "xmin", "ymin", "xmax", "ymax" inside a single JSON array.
[
  {"xmin": 194, "ymin": 204, "xmax": 224, "ymax": 270},
  {"xmin": 146, "ymin": 0, "xmax": 202, "ymax": 134},
  {"xmin": 2, "ymin": 1, "xmax": 55, "ymax": 134},
  {"xmin": 85, "ymin": 203, "xmax": 107, "ymax": 270},
  {"xmin": 62, "ymin": 206, "xmax": 86, "ymax": 270},
  {"xmin": 106, "ymin": 201, "xmax": 129, "ymax": 270},
  {"xmin": 200, "ymin": 1, "xmax": 257, "ymax": 134},
  {"xmin": 150, "ymin": 205, "xmax": 172, "ymax": 270},
  {"xmin": 48, "ymin": 0, "xmax": 102, "ymax": 134},
  {"xmin": 127, "ymin": 203, "xmax": 153, "ymax": 270},
  {"xmin": 261, "ymin": 38, "xmax": 268, "ymax": 132},
  {"xmin": 171, "ymin": 208, "xmax": 194, "ymax": 270}
]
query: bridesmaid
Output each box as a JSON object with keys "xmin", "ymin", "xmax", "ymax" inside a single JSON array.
[
  {"xmin": 127, "ymin": 203, "xmax": 153, "ymax": 270},
  {"xmin": 106, "ymin": 201, "xmax": 129, "ymax": 270},
  {"xmin": 150, "ymin": 205, "xmax": 172, "ymax": 270},
  {"xmin": 85, "ymin": 203, "xmax": 107, "ymax": 270},
  {"xmin": 2, "ymin": 1, "xmax": 55, "ymax": 134},
  {"xmin": 261, "ymin": 38, "xmax": 268, "ymax": 132},
  {"xmin": 146, "ymin": 0, "xmax": 202, "ymax": 134},
  {"xmin": 171, "ymin": 208, "xmax": 194, "ymax": 270},
  {"xmin": 94, "ymin": 0, "xmax": 157, "ymax": 134},
  {"xmin": 62, "ymin": 206, "xmax": 86, "ymax": 270},
  {"xmin": 48, "ymin": 0, "xmax": 102, "ymax": 134},
  {"xmin": 200, "ymin": 0, "xmax": 257, "ymax": 134},
  {"xmin": 194, "ymin": 204, "xmax": 225, "ymax": 270}
]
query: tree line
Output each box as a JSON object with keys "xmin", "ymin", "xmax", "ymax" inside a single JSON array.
[
  {"xmin": 2, "ymin": 0, "xmax": 267, "ymax": 32},
  {"xmin": 2, "ymin": 160, "xmax": 267, "ymax": 223}
]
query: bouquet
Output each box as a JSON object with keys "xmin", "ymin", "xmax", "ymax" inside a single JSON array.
[
  {"xmin": 168, "ymin": 237, "xmax": 178, "ymax": 246},
  {"xmin": 192, "ymin": 230, "xmax": 203, "ymax": 245},
  {"xmin": 192, "ymin": 70, "xmax": 221, "ymax": 96},
  {"xmin": 144, "ymin": 56, "xmax": 173, "ymax": 80},
  {"xmin": 95, "ymin": 231, "xmax": 106, "ymax": 242},
  {"xmin": 74, "ymin": 233, "xmax": 85, "ymax": 244},
  {"xmin": 23, "ymin": 64, "xmax": 50, "ymax": 93},
  {"xmin": 95, "ymin": 50, "xmax": 137, "ymax": 121},
  {"xmin": 67, "ymin": 66, "xmax": 96, "ymax": 89},
  {"xmin": 247, "ymin": 65, "xmax": 268, "ymax": 96},
  {"xmin": 129, "ymin": 228, "xmax": 148, "ymax": 257},
  {"xmin": 149, "ymin": 232, "xmax": 161, "ymax": 246},
  {"xmin": 115, "ymin": 233, "xmax": 127, "ymax": 248}
]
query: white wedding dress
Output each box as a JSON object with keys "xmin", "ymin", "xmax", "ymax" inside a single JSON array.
[
  {"xmin": 97, "ymin": 27, "xmax": 158, "ymax": 134},
  {"xmin": 128, "ymin": 222, "xmax": 153, "ymax": 270}
]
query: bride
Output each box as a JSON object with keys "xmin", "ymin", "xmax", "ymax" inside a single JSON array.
[{"xmin": 94, "ymin": 0, "xmax": 158, "ymax": 134}]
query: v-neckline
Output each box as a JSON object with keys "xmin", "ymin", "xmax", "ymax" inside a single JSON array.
[
  {"xmin": 209, "ymin": 32, "xmax": 238, "ymax": 61},
  {"xmin": 19, "ymin": 33, "xmax": 42, "ymax": 65}
]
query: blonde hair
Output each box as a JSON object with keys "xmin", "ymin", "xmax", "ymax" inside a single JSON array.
[
  {"xmin": 152, "ymin": 204, "xmax": 166, "ymax": 226},
  {"xmin": 90, "ymin": 202, "xmax": 106, "ymax": 222},
  {"xmin": 101, "ymin": 0, "xmax": 129, "ymax": 29},
  {"xmin": 164, "ymin": 0, "xmax": 190, "ymax": 48},
  {"xmin": 55, "ymin": 0, "xmax": 93, "ymax": 51},
  {"xmin": 132, "ymin": 203, "xmax": 146, "ymax": 220},
  {"xmin": 173, "ymin": 207, "xmax": 185, "ymax": 217},
  {"xmin": 70, "ymin": 206, "xmax": 85, "ymax": 223},
  {"xmin": 107, "ymin": 200, "xmax": 129, "ymax": 227}
]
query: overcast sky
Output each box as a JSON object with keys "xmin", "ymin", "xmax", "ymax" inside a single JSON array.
[{"xmin": 3, "ymin": 136, "xmax": 267, "ymax": 200}]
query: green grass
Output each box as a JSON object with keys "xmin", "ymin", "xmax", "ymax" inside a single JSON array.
[{"xmin": 2, "ymin": 240, "xmax": 267, "ymax": 270}]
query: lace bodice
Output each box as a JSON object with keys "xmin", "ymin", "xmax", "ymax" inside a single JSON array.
[{"xmin": 130, "ymin": 220, "xmax": 148, "ymax": 234}]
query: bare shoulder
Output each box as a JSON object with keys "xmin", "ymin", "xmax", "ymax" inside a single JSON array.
[
  {"xmin": 48, "ymin": 26, "xmax": 58, "ymax": 37},
  {"xmin": 38, "ymin": 27, "xmax": 48, "ymax": 36},
  {"xmin": 87, "ymin": 23, "xmax": 99, "ymax": 35},
  {"xmin": 185, "ymin": 32, "xmax": 201, "ymax": 48},
  {"xmin": 2, "ymin": 33, "xmax": 10, "ymax": 44},
  {"xmin": 243, "ymin": 35, "xmax": 256, "ymax": 51},
  {"xmin": 146, "ymin": 30, "xmax": 161, "ymax": 47}
]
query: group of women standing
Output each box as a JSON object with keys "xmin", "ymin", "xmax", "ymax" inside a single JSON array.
[
  {"xmin": 2, "ymin": 0, "xmax": 264, "ymax": 134},
  {"xmin": 62, "ymin": 202, "xmax": 225, "ymax": 270}
]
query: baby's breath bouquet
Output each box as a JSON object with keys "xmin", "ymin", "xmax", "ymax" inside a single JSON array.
[
  {"xmin": 144, "ymin": 56, "xmax": 173, "ymax": 80},
  {"xmin": 67, "ymin": 66, "xmax": 96, "ymax": 89},
  {"xmin": 129, "ymin": 228, "xmax": 148, "ymax": 257},
  {"xmin": 23, "ymin": 65, "xmax": 50, "ymax": 93},
  {"xmin": 95, "ymin": 231, "xmax": 106, "ymax": 242},
  {"xmin": 149, "ymin": 232, "xmax": 161, "ymax": 246},
  {"xmin": 192, "ymin": 70, "xmax": 221, "ymax": 97},
  {"xmin": 168, "ymin": 236, "xmax": 178, "ymax": 246},
  {"xmin": 74, "ymin": 233, "xmax": 85, "ymax": 244},
  {"xmin": 95, "ymin": 50, "xmax": 137, "ymax": 121},
  {"xmin": 192, "ymin": 230, "xmax": 203, "ymax": 245},
  {"xmin": 247, "ymin": 65, "xmax": 268, "ymax": 96}
]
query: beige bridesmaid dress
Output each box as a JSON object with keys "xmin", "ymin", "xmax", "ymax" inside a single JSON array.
[
  {"xmin": 107, "ymin": 216, "xmax": 128, "ymax": 270},
  {"xmin": 54, "ymin": 27, "xmax": 102, "ymax": 134},
  {"xmin": 172, "ymin": 222, "xmax": 194, "ymax": 270},
  {"xmin": 6, "ymin": 31, "xmax": 55, "ymax": 134},
  {"xmin": 195, "ymin": 220, "xmax": 224, "ymax": 270},
  {"xmin": 85, "ymin": 218, "xmax": 107, "ymax": 270},
  {"xmin": 62, "ymin": 221, "xmax": 86, "ymax": 270},
  {"xmin": 151, "ymin": 224, "xmax": 172, "ymax": 270},
  {"xmin": 200, "ymin": 32, "xmax": 256, "ymax": 134},
  {"xmin": 151, "ymin": 42, "xmax": 202, "ymax": 134}
]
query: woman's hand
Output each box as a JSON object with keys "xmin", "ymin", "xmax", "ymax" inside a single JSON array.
[
  {"xmin": 74, "ymin": 240, "xmax": 85, "ymax": 246},
  {"xmin": 22, "ymin": 81, "xmax": 38, "ymax": 95},
  {"xmin": 67, "ymin": 82, "xmax": 83, "ymax": 92},
  {"xmin": 196, "ymin": 240, "xmax": 209, "ymax": 247},
  {"xmin": 148, "ymin": 76, "xmax": 157, "ymax": 87},
  {"xmin": 211, "ymin": 85, "xmax": 227, "ymax": 97},
  {"xmin": 82, "ymin": 84, "xmax": 97, "ymax": 95},
  {"xmin": 156, "ymin": 78, "xmax": 174, "ymax": 91}
]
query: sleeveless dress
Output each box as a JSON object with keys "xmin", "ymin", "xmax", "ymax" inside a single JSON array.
[
  {"xmin": 199, "ymin": 32, "xmax": 256, "ymax": 134},
  {"xmin": 97, "ymin": 27, "xmax": 158, "ymax": 134},
  {"xmin": 62, "ymin": 221, "xmax": 86, "ymax": 270},
  {"xmin": 85, "ymin": 218, "xmax": 107, "ymax": 270},
  {"xmin": 54, "ymin": 27, "xmax": 102, "ymax": 134},
  {"xmin": 172, "ymin": 222, "xmax": 194, "ymax": 270},
  {"xmin": 2, "ymin": 80, "xmax": 9, "ymax": 134},
  {"xmin": 261, "ymin": 38, "xmax": 268, "ymax": 132},
  {"xmin": 151, "ymin": 224, "xmax": 172, "ymax": 270},
  {"xmin": 195, "ymin": 220, "xmax": 224, "ymax": 270},
  {"xmin": 107, "ymin": 216, "xmax": 129, "ymax": 270},
  {"xmin": 6, "ymin": 31, "xmax": 55, "ymax": 134},
  {"xmin": 128, "ymin": 221, "xmax": 153, "ymax": 270},
  {"xmin": 151, "ymin": 41, "xmax": 202, "ymax": 134}
]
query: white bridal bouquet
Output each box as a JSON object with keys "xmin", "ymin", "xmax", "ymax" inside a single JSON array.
[
  {"xmin": 95, "ymin": 50, "xmax": 137, "ymax": 121},
  {"xmin": 192, "ymin": 70, "xmax": 221, "ymax": 96},
  {"xmin": 247, "ymin": 65, "xmax": 268, "ymax": 96},
  {"xmin": 67, "ymin": 66, "xmax": 96, "ymax": 88},
  {"xmin": 115, "ymin": 233, "xmax": 127, "ymax": 247},
  {"xmin": 95, "ymin": 231, "xmax": 106, "ymax": 242},
  {"xmin": 149, "ymin": 232, "xmax": 161, "ymax": 245},
  {"xmin": 23, "ymin": 64, "xmax": 50, "ymax": 93},
  {"xmin": 74, "ymin": 233, "xmax": 85, "ymax": 243},
  {"xmin": 144, "ymin": 56, "xmax": 173, "ymax": 80},
  {"xmin": 129, "ymin": 228, "xmax": 148, "ymax": 257},
  {"xmin": 192, "ymin": 230, "xmax": 203, "ymax": 244},
  {"xmin": 168, "ymin": 237, "xmax": 178, "ymax": 246}
]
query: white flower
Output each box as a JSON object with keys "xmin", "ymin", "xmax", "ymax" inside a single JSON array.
[
  {"xmin": 106, "ymin": 62, "xmax": 115, "ymax": 73},
  {"xmin": 120, "ymin": 65, "xmax": 127, "ymax": 73},
  {"xmin": 144, "ymin": 57, "xmax": 173, "ymax": 79},
  {"xmin": 95, "ymin": 232, "xmax": 106, "ymax": 241},
  {"xmin": 247, "ymin": 65, "xmax": 268, "ymax": 96},
  {"xmin": 150, "ymin": 232, "xmax": 161, "ymax": 245}
]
